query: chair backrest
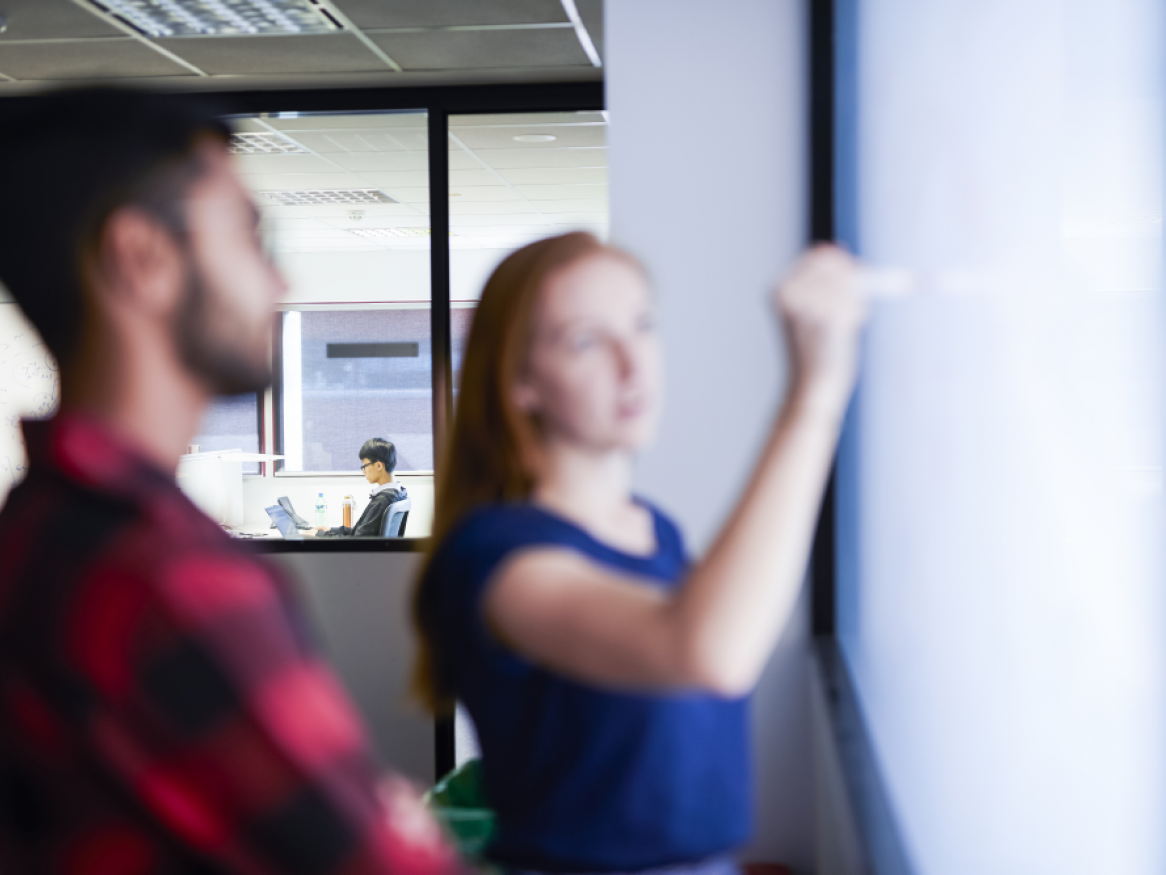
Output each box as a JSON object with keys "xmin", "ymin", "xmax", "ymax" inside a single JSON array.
[{"xmin": 381, "ymin": 497, "xmax": 412, "ymax": 537}]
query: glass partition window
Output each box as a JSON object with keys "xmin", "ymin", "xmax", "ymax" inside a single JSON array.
[
  {"xmin": 446, "ymin": 111, "xmax": 610, "ymax": 387},
  {"xmin": 230, "ymin": 109, "xmax": 435, "ymax": 478},
  {"xmin": 447, "ymin": 111, "xmax": 609, "ymax": 257},
  {"xmin": 192, "ymin": 393, "xmax": 261, "ymax": 474}
]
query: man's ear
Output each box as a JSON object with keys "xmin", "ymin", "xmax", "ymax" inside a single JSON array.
[{"xmin": 96, "ymin": 208, "xmax": 186, "ymax": 318}]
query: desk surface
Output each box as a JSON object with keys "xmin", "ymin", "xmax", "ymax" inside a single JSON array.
[
  {"xmin": 223, "ymin": 523, "xmax": 423, "ymax": 552},
  {"xmin": 225, "ymin": 523, "xmax": 287, "ymax": 540}
]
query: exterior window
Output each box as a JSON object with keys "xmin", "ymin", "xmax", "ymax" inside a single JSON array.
[
  {"xmin": 277, "ymin": 307, "xmax": 474, "ymax": 475},
  {"xmin": 192, "ymin": 393, "xmax": 261, "ymax": 474}
]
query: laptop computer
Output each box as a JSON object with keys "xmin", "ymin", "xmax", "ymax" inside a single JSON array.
[{"xmin": 265, "ymin": 504, "xmax": 304, "ymax": 540}]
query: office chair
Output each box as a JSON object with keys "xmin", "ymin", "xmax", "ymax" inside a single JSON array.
[{"xmin": 381, "ymin": 497, "xmax": 411, "ymax": 537}]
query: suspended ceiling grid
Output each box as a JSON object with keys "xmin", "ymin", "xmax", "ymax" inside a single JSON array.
[
  {"xmin": 240, "ymin": 110, "xmax": 608, "ymax": 253},
  {"xmin": 0, "ymin": 0, "xmax": 603, "ymax": 91}
]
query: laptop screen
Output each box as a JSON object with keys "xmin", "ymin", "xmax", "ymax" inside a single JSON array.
[{"xmin": 265, "ymin": 504, "xmax": 303, "ymax": 540}]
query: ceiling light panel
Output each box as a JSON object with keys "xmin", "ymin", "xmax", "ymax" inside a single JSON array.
[
  {"xmin": 261, "ymin": 189, "xmax": 398, "ymax": 206},
  {"xmin": 229, "ymin": 133, "xmax": 308, "ymax": 154},
  {"xmin": 88, "ymin": 0, "xmax": 342, "ymax": 38}
]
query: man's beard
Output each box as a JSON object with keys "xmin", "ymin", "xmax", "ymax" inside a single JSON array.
[{"xmin": 173, "ymin": 261, "xmax": 271, "ymax": 397}]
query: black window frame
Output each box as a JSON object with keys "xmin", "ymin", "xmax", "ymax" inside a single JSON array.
[{"xmin": 189, "ymin": 83, "xmax": 605, "ymax": 554}]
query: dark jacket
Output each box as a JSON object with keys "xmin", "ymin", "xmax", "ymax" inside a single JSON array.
[{"xmin": 319, "ymin": 484, "xmax": 408, "ymax": 538}]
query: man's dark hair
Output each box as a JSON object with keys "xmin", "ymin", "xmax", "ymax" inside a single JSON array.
[
  {"xmin": 360, "ymin": 438, "xmax": 397, "ymax": 474},
  {"xmin": 0, "ymin": 88, "xmax": 230, "ymax": 367}
]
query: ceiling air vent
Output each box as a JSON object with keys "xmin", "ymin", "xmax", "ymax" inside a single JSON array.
[
  {"xmin": 261, "ymin": 190, "xmax": 398, "ymax": 207},
  {"xmin": 229, "ymin": 133, "xmax": 308, "ymax": 155},
  {"xmin": 87, "ymin": 0, "xmax": 343, "ymax": 38}
]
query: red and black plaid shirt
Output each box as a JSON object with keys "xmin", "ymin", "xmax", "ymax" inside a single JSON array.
[{"xmin": 0, "ymin": 414, "xmax": 461, "ymax": 875}]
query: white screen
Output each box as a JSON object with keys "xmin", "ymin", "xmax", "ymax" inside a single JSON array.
[{"xmin": 836, "ymin": 1, "xmax": 1166, "ymax": 871}]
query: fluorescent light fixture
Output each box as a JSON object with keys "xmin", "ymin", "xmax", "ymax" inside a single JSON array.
[
  {"xmin": 86, "ymin": 0, "xmax": 342, "ymax": 38},
  {"xmin": 559, "ymin": 0, "xmax": 602, "ymax": 68},
  {"xmin": 513, "ymin": 134, "xmax": 557, "ymax": 143},
  {"xmin": 229, "ymin": 133, "xmax": 308, "ymax": 154},
  {"xmin": 260, "ymin": 190, "xmax": 398, "ymax": 207}
]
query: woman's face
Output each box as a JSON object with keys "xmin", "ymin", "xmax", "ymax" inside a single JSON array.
[{"xmin": 514, "ymin": 253, "xmax": 661, "ymax": 455}]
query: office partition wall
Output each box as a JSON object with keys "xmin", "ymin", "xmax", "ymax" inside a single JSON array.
[
  {"xmin": 832, "ymin": 1, "xmax": 1166, "ymax": 871},
  {"xmin": 173, "ymin": 84, "xmax": 604, "ymax": 548}
]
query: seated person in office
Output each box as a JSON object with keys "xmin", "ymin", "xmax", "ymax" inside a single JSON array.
[
  {"xmin": 0, "ymin": 89, "xmax": 459, "ymax": 875},
  {"xmin": 412, "ymin": 233, "xmax": 866, "ymax": 873},
  {"xmin": 316, "ymin": 438, "xmax": 408, "ymax": 537}
]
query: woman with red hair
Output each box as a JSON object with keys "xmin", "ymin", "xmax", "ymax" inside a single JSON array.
[{"xmin": 412, "ymin": 233, "xmax": 865, "ymax": 874}]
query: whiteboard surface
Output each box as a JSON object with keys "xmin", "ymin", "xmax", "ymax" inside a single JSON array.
[{"xmin": 0, "ymin": 304, "xmax": 59, "ymax": 507}]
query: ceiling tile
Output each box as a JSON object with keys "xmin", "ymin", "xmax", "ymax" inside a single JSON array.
[
  {"xmin": 232, "ymin": 154, "xmax": 339, "ymax": 174},
  {"xmin": 530, "ymin": 198, "xmax": 607, "ymax": 214},
  {"xmin": 0, "ymin": 39, "xmax": 193, "ymax": 79},
  {"xmin": 232, "ymin": 118, "xmax": 273, "ymax": 134},
  {"xmin": 154, "ymin": 34, "xmax": 387, "ymax": 75},
  {"xmin": 451, "ymin": 215, "xmax": 555, "ymax": 227},
  {"xmin": 0, "ymin": 0, "xmax": 121, "ymax": 41},
  {"xmin": 290, "ymin": 129, "xmax": 427, "ymax": 154},
  {"xmin": 498, "ymin": 167, "xmax": 608, "ymax": 185},
  {"xmin": 451, "ymin": 123, "xmax": 605, "ymax": 150},
  {"xmin": 261, "ymin": 203, "xmax": 418, "ymax": 220},
  {"xmin": 451, "ymin": 111, "xmax": 603, "ymax": 127},
  {"xmin": 266, "ymin": 113, "xmax": 428, "ymax": 131},
  {"xmin": 353, "ymin": 171, "xmax": 432, "ymax": 188},
  {"xmin": 449, "ymin": 169, "xmax": 505, "ymax": 186},
  {"xmin": 380, "ymin": 187, "xmax": 430, "ymax": 204},
  {"xmin": 332, "ymin": 0, "xmax": 567, "ymax": 28},
  {"xmin": 370, "ymin": 28, "xmax": 588, "ymax": 70},
  {"xmin": 263, "ymin": 218, "xmax": 336, "ymax": 231},
  {"xmin": 553, "ymin": 218, "xmax": 608, "ymax": 230},
  {"xmin": 514, "ymin": 183, "xmax": 607, "ymax": 201},
  {"xmin": 240, "ymin": 171, "xmax": 377, "ymax": 191},
  {"xmin": 449, "ymin": 152, "xmax": 482, "ymax": 170},
  {"xmin": 475, "ymin": 147, "xmax": 607, "ymax": 169},
  {"xmin": 453, "ymin": 224, "xmax": 550, "ymax": 236},
  {"xmin": 328, "ymin": 153, "xmax": 430, "ymax": 172},
  {"xmin": 447, "ymin": 186, "xmax": 523, "ymax": 202},
  {"xmin": 450, "ymin": 202, "xmax": 541, "ymax": 216}
]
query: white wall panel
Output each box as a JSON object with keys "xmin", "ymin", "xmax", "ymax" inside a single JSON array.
[{"xmin": 607, "ymin": 0, "xmax": 811, "ymax": 867}]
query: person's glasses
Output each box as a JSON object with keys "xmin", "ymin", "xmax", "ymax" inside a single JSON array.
[{"xmin": 359, "ymin": 461, "xmax": 375, "ymax": 471}]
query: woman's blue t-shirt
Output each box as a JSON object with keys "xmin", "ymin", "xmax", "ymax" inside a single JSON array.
[{"xmin": 427, "ymin": 502, "xmax": 752, "ymax": 872}]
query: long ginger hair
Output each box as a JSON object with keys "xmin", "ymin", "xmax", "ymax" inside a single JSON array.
[{"xmin": 410, "ymin": 231, "xmax": 641, "ymax": 713}]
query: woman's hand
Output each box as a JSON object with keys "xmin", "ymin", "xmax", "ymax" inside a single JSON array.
[{"xmin": 775, "ymin": 244, "xmax": 867, "ymax": 420}]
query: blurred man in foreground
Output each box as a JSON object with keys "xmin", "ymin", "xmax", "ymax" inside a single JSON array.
[{"xmin": 0, "ymin": 88, "xmax": 459, "ymax": 874}]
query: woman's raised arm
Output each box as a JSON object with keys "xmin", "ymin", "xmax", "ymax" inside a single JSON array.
[{"xmin": 484, "ymin": 245, "xmax": 867, "ymax": 694}]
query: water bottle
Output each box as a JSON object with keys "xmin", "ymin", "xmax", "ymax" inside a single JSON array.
[{"xmin": 315, "ymin": 492, "xmax": 327, "ymax": 528}]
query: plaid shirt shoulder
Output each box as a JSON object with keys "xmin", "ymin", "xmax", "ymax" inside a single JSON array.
[{"xmin": 0, "ymin": 415, "xmax": 460, "ymax": 875}]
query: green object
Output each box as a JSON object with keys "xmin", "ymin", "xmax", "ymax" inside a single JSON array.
[{"xmin": 425, "ymin": 758, "xmax": 496, "ymax": 860}]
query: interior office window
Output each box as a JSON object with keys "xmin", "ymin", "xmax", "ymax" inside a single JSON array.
[
  {"xmin": 447, "ymin": 111, "xmax": 609, "ymax": 252},
  {"xmin": 228, "ymin": 109, "xmax": 432, "ymax": 475},
  {"xmin": 192, "ymin": 393, "xmax": 261, "ymax": 474},
  {"xmin": 281, "ymin": 308, "xmax": 433, "ymax": 473},
  {"xmin": 446, "ymin": 111, "xmax": 609, "ymax": 385}
]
